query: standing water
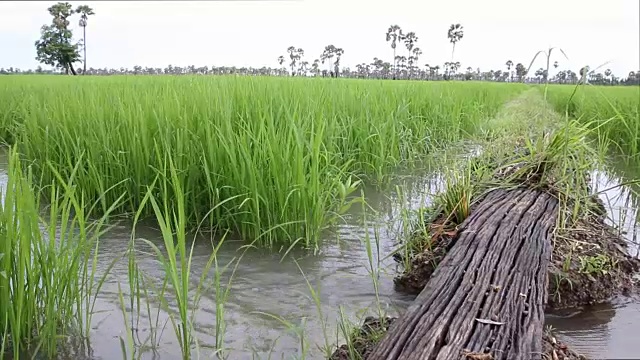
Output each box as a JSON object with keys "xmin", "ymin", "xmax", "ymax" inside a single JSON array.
[
  {"xmin": 1, "ymin": 150, "xmax": 639, "ymax": 359},
  {"xmin": 545, "ymin": 161, "xmax": 640, "ymax": 359}
]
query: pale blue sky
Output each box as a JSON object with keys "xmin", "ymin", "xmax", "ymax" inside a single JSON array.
[{"xmin": 1, "ymin": 0, "xmax": 638, "ymax": 76}]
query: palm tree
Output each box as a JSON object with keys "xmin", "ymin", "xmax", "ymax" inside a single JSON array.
[
  {"xmin": 287, "ymin": 46, "xmax": 297, "ymax": 76},
  {"xmin": 404, "ymin": 32, "xmax": 418, "ymax": 54},
  {"xmin": 506, "ymin": 60, "xmax": 513, "ymax": 71},
  {"xmin": 333, "ymin": 47, "xmax": 344, "ymax": 78},
  {"xmin": 515, "ymin": 63, "xmax": 527, "ymax": 81},
  {"xmin": 604, "ymin": 68, "xmax": 612, "ymax": 83},
  {"xmin": 579, "ymin": 66, "xmax": 590, "ymax": 83},
  {"xmin": 386, "ymin": 25, "xmax": 404, "ymax": 78},
  {"xmin": 506, "ymin": 60, "xmax": 513, "ymax": 81},
  {"xmin": 410, "ymin": 47, "xmax": 422, "ymax": 79},
  {"xmin": 75, "ymin": 5, "xmax": 95, "ymax": 75},
  {"xmin": 447, "ymin": 24, "xmax": 464, "ymax": 62},
  {"xmin": 321, "ymin": 45, "xmax": 336, "ymax": 75}
]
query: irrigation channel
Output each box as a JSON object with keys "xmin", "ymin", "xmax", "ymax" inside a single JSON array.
[{"xmin": 1, "ymin": 149, "xmax": 639, "ymax": 360}]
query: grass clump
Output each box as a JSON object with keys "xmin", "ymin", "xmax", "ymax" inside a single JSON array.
[
  {"xmin": 0, "ymin": 76, "xmax": 526, "ymax": 248},
  {"xmin": 0, "ymin": 147, "xmax": 118, "ymax": 359}
]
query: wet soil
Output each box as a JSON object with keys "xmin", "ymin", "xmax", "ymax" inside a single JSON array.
[
  {"xmin": 548, "ymin": 213, "xmax": 640, "ymax": 309},
  {"xmin": 394, "ymin": 145, "xmax": 640, "ymax": 309},
  {"xmin": 393, "ymin": 206, "xmax": 640, "ymax": 309},
  {"xmin": 329, "ymin": 316, "xmax": 396, "ymax": 360}
]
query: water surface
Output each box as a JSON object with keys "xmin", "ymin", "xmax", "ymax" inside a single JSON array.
[{"xmin": 1, "ymin": 152, "xmax": 639, "ymax": 359}]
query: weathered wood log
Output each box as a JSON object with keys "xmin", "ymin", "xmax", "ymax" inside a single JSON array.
[{"xmin": 368, "ymin": 188, "xmax": 559, "ymax": 360}]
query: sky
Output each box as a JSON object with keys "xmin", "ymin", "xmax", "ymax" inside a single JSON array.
[{"xmin": 0, "ymin": 0, "xmax": 639, "ymax": 76}]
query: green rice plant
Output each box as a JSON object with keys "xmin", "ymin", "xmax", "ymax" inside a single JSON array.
[
  {"xmin": 0, "ymin": 147, "xmax": 120, "ymax": 359},
  {"xmin": 545, "ymin": 84, "xmax": 640, "ymax": 160},
  {"xmin": 0, "ymin": 75, "xmax": 527, "ymax": 248},
  {"xmin": 126, "ymin": 153, "xmax": 243, "ymax": 359}
]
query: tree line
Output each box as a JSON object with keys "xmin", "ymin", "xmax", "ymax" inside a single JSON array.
[{"xmin": 2, "ymin": 2, "xmax": 639, "ymax": 86}]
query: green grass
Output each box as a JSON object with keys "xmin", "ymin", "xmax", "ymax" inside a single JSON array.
[
  {"xmin": 545, "ymin": 84, "xmax": 640, "ymax": 159},
  {"xmin": 0, "ymin": 75, "xmax": 526, "ymax": 248},
  {"xmin": 0, "ymin": 147, "xmax": 119, "ymax": 359}
]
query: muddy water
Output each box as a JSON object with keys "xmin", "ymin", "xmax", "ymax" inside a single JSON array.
[
  {"xmin": 1, "ymin": 151, "xmax": 639, "ymax": 359},
  {"xmin": 545, "ymin": 162, "xmax": 640, "ymax": 359},
  {"xmin": 0, "ymin": 151, "xmax": 437, "ymax": 359}
]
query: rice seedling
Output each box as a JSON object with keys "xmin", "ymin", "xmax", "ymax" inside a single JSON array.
[
  {"xmin": 0, "ymin": 75, "xmax": 527, "ymax": 248},
  {"xmin": 0, "ymin": 147, "xmax": 120, "ymax": 359},
  {"xmin": 114, "ymin": 153, "xmax": 247, "ymax": 359}
]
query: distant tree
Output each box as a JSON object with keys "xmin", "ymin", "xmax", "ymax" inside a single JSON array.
[
  {"xmin": 371, "ymin": 57, "xmax": 384, "ymax": 78},
  {"xmin": 604, "ymin": 68, "xmax": 612, "ymax": 83},
  {"xmin": 35, "ymin": 2, "xmax": 83, "ymax": 75},
  {"xmin": 402, "ymin": 31, "xmax": 418, "ymax": 78},
  {"xmin": 579, "ymin": 66, "xmax": 590, "ymax": 83},
  {"xmin": 403, "ymin": 32, "xmax": 418, "ymax": 54},
  {"xmin": 299, "ymin": 60, "xmax": 309, "ymax": 76},
  {"xmin": 320, "ymin": 45, "xmax": 336, "ymax": 75},
  {"xmin": 333, "ymin": 47, "xmax": 344, "ymax": 77},
  {"xmin": 410, "ymin": 47, "xmax": 422, "ymax": 79},
  {"xmin": 286, "ymin": 46, "xmax": 304, "ymax": 76},
  {"xmin": 75, "ymin": 5, "xmax": 94, "ymax": 74},
  {"xmin": 515, "ymin": 62, "xmax": 527, "ymax": 81},
  {"xmin": 506, "ymin": 60, "xmax": 513, "ymax": 81},
  {"xmin": 386, "ymin": 25, "xmax": 404, "ymax": 78},
  {"xmin": 447, "ymin": 23, "xmax": 464, "ymax": 62}
]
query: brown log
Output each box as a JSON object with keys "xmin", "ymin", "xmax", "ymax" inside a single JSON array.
[{"xmin": 368, "ymin": 188, "xmax": 559, "ymax": 360}]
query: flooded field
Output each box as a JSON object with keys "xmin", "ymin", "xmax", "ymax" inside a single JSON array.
[
  {"xmin": 1, "ymin": 150, "xmax": 638, "ymax": 359},
  {"xmin": 546, "ymin": 162, "xmax": 640, "ymax": 359}
]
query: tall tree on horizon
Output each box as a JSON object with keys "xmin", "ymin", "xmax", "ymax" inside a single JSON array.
[
  {"xmin": 447, "ymin": 23, "xmax": 464, "ymax": 62},
  {"xmin": 333, "ymin": 47, "xmax": 344, "ymax": 77},
  {"xmin": 75, "ymin": 5, "xmax": 94, "ymax": 75},
  {"xmin": 506, "ymin": 60, "xmax": 513, "ymax": 82},
  {"xmin": 320, "ymin": 45, "xmax": 336, "ymax": 75},
  {"xmin": 35, "ymin": 2, "xmax": 83, "ymax": 75},
  {"xmin": 386, "ymin": 25, "xmax": 403, "ymax": 78}
]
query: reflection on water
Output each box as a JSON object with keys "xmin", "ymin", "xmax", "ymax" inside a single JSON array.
[
  {"xmin": 0, "ymin": 150, "xmax": 438, "ymax": 359},
  {"xmin": 591, "ymin": 163, "xmax": 640, "ymax": 258},
  {"xmin": 546, "ymin": 161, "xmax": 640, "ymax": 359},
  {"xmin": 1, "ymin": 149, "xmax": 639, "ymax": 359},
  {"xmin": 546, "ymin": 297, "xmax": 640, "ymax": 359}
]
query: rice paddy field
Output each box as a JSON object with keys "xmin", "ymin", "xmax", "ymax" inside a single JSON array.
[
  {"xmin": 0, "ymin": 75, "xmax": 638, "ymax": 360},
  {"xmin": 545, "ymin": 84, "xmax": 640, "ymax": 158},
  {"xmin": 0, "ymin": 76, "xmax": 526, "ymax": 247}
]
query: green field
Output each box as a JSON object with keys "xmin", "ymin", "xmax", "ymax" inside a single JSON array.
[
  {"xmin": 0, "ymin": 75, "xmax": 526, "ymax": 247},
  {"xmin": 545, "ymin": 84, "xmax": 640, "ymax": 158},
  {"xmin": 2, "ymin": 75, "xmax": 639, "ymax": 359}
]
